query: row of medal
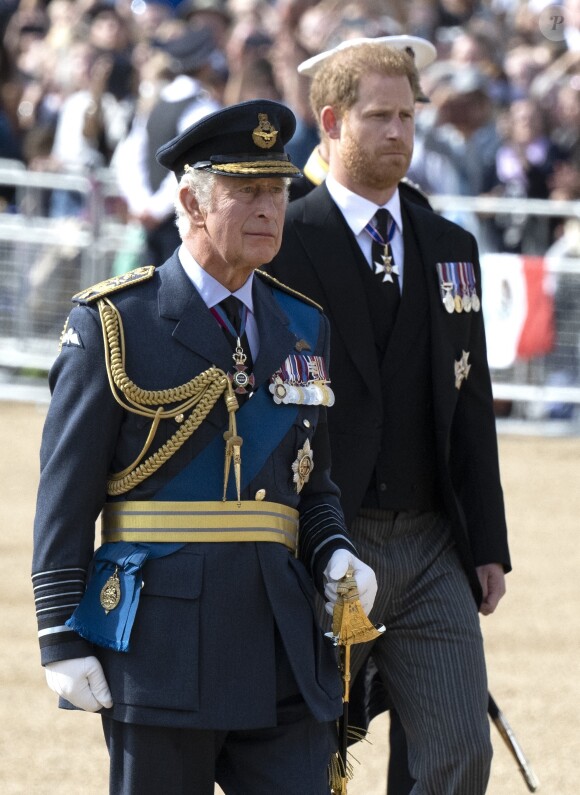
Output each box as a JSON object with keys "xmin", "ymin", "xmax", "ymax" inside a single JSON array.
[
  {"xmin": 269, "ymin": 354, "xmax": 335, "ymax": 407},
  {"xmin": 436, "ymin": 262, "xmax": 481, "ymax": 314}
]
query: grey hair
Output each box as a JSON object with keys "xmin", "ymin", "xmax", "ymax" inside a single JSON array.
[
  {"xmin": 174, "ymin": 169, "xmax": 293, "ymax": 237},
  {"xmin": 174, "ymin": 168, "xmax": 218, "ymax": 237}
]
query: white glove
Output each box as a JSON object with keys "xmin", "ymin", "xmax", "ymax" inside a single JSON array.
[
  {"xmin": 323, "ymin": 549, "xmax": 378, "ymax": 618},
  {"xmin": 45, "ymin": 655, "xmax": 113, "ymax": 712}
]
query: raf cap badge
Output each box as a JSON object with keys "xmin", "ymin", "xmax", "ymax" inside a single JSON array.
[
  {"xmin": 292, "ymin": 439, "xmax": 314, "ymax": 493},
  {"xmin": 454, "ymin": 350, "xmax": 471, "ymax": 390},
  {"xmin": 252, "ymin": 113, "xmax": 278, "ymax": 149}
]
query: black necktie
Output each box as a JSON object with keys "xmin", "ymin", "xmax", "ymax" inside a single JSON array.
[
  {"xmin": 218, "ymin": 295, "xmax": 254, "ymax": 392},
  {"xmin": 370, "ymin": 209, "xmax": 401, "ymax": 344}
]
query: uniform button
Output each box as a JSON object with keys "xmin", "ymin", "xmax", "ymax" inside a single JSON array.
[
  {"xmin": 303, "ymin": 419, "xmax": 311, "ymax": 428},
  {"xmin": 379, "ymin": 483, "xmax": 387, "ymax": 492}
]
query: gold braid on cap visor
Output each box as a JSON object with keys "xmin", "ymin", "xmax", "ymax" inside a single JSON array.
[{"xmin": 186, "ymin": 160, "xmax": 301, "ymax": 176}]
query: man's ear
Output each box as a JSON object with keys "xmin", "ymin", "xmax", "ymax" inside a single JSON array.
[
  {"xmin": 180, "ymin": 186, "xmax": 205, "ymax": 227},
  {"xmin": 321, "ymin": 106, "xmax": 341, "ymax": 140}
]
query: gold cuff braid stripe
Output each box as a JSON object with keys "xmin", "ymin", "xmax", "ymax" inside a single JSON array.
[{"xmin": 98, "ymin": 298, "xmax": 234, "ymax": 497}]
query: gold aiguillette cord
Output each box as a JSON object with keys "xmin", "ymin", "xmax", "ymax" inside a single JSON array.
[{"xmin": 222, "ymin": 379, "xmax": 243, "ymax": 504}]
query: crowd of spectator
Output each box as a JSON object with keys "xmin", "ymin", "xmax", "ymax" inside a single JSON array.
[
  {"xmin": 0, "ymin": 0, "xmax": 579, "ymax": 256},
  {"xmin": 1, "ymin": 0, "xmax": 579, "ymax": 249},
  {"xmin": 1, "ymin": 0, "xmax": 579, "ymax": 418}
]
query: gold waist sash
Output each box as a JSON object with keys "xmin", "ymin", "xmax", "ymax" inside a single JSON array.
[{"xmin": 101, "ymin": 500, "xmax": 299, "ymax": 552}]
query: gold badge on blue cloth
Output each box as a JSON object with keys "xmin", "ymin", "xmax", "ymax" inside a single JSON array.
[
  {"xmin": 292, "ymin": 439, "xmax": 314, "ymax": 493},
  {"xmin": 269, "ymin": 354, "xmax": 335, "ymax": 406},
  {"xmin": 454, "ymin": 350, "xmax": 471, "ymax": 389},
  {"xmin": 100, "ymin": 566, "xmax": 121, "ymax": 615},
  {"xmin": 436, "ymin": 262, "xmax": 481, "ymax": 313}
]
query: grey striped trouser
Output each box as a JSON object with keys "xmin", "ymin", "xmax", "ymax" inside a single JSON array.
[{"xmin": 335, "ymin": 509, "xmax": 492, "ymax": 795}]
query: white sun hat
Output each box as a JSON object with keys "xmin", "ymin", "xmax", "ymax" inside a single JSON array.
[{"xmin": 297, "ymin": 34, "xmax": 437, "ymax": 77}]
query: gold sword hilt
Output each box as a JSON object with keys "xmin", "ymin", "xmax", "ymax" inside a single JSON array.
[
  {"xmin": 331, "ymin": 567, "xmax": 385, "ymax": 648},
  {"xmin": 327, "ymin": 567, "xmax": 385, "ymax": 795}
]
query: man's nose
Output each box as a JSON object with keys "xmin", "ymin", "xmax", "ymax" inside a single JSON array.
[
  {"xmin": 254, "ymin": 191, "xmax": 280, "ymax": 216},
  {"xmin": 385, "ymin": 117, "xmax": 405, "ymax": 138}
]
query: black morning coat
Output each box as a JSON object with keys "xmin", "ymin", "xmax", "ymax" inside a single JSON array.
[
  {"xmin": 267, "ymin": 182, "xmax": 511, "ymax": 605},
  {"xmin": 32, "ymin": 254, "xmax": 359, "ymax": 730}
]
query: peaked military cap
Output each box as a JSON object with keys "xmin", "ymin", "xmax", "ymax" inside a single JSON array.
[{"xmin": 156, "ymin": 99, "xmax": 302, "ymax": 179}]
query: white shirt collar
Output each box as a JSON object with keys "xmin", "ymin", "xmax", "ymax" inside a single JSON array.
[
  {"xmin": 178, "ymin": 245, "xmax": 255, "ymax": 313},
  {"xmin": 326, "ymin": 173, "xmax": 403, "ymax": 236}
]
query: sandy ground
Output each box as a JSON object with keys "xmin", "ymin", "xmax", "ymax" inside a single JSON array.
[{"xmin": 1, "ymin": 400, "xmax": 578, "ymax": 794}]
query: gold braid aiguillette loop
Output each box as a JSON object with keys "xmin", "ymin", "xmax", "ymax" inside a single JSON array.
[
  {"xmin": 222, "ymin": 383, "xmax": 243, "ymax": 504},
  {"xmin": 98, "ymin": 298, "xmax": 240, "ymax": 496}
]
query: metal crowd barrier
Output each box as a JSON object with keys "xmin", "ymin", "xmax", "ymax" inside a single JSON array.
[
  {"xmin": 0, "ymin": 162, "xmax": 579, "ymax": 426},
  {"xmin": 0, "ymin": 161, "xmax": 143, "ymax": 374}
]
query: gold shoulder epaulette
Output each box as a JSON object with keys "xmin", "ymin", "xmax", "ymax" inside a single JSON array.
[
  {"xmin": 72, "ymin": 266, "xmax": 156, "ymax": 304},
  {"xmin": 256, "ymin": 269, "xmax": 323, "ymax": 313}
]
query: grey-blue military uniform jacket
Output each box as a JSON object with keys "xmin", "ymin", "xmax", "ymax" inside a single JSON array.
[{"xmin": 32, "ymin": 253, "xmax": 357, "ymax": 730}]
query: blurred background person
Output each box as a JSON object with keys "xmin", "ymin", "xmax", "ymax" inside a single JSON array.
[
  {"xmin": 49, "ymin": 38, "xmax": 136, "ymax": 218},
  {"xmin": 487, "ymin": 96, "xmax": 566, "ymax": 254},
  {"xmin": 113, "ymin": 25, "xmax": 224, "ymax": 266}
]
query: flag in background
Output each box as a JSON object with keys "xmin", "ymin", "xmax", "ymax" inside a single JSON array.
[{"xmin": 481, "ymin": 254, "xmax": 555, "ymax": 370}]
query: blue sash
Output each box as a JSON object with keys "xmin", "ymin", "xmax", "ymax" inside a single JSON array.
[
  {"xmin": 66, "ymin": 288, "xmax": 320, "ymax": 652},
  {"xmin": 156, "ymin": 289, "xmax": 317, "ymax": 501}
]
